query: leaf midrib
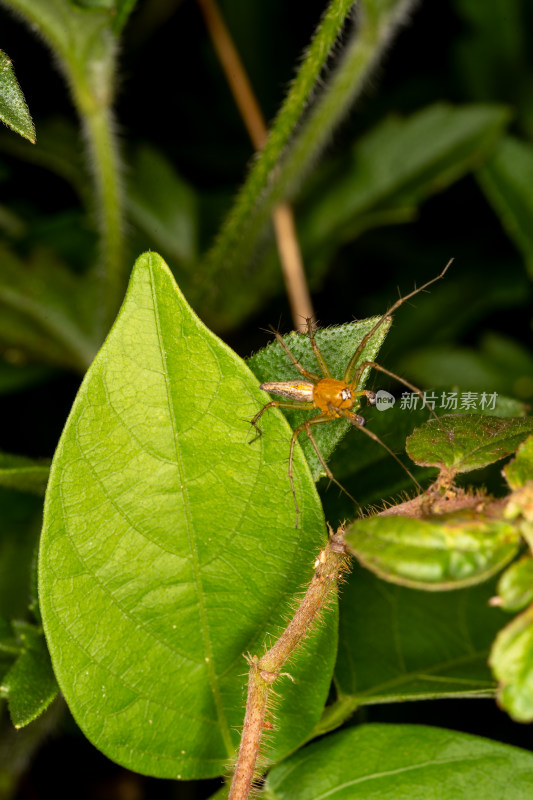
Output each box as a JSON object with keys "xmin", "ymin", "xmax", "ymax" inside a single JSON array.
[{"xmin": 149, "ymin": 260, "xmax": 235, "ymax": 758}]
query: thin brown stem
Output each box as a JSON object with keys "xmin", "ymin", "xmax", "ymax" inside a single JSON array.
[
  {"xmin": 196, "ymin": 0, "xmax": 314, "ymax": 331},
  {"xmin": 228, "ymin": 532, "xmax": 349, "ymax": 800}
]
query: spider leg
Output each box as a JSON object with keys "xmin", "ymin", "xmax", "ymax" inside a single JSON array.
[
  {"xmin": 269, "ymin": 325, "xmax": 321, "ymax": 382},
  {"xmin": 343, "ymin": 260, "xmax": 452, "ymax": 385},
  {"xmin": 289, "ymin": 413, "xmax": 361, "ymax": 528},
  {"xmin": 249, "ymin": 399, "xmax": 314, "ymax": 444},
  {"xmin": 336, "ymin": 406, "xmax": 422, "ymax": 492},
  {"xmin": 350, "ymin": 361, "xmax": 439, "ymax": 421},
  {"xmin": 305, "ymin": 318, "xmax": 332, "ymax": 378}
]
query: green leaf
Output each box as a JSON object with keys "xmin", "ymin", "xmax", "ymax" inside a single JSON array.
[
  {"xmin": 0, "ymin": 488, "xmax": 43, "ymax": 620},
  {"xmin": 406, "ymin": 415, "xmax": 533, "ymax": 473},
  {"xmin": 127, "ymin": 145, "xmax": 198, "ymax": 266},
  {"xmin": 39, "ymin": 253, "xmax": 334, "ymax": 779},
  {"xmin": 478, "ymin": 136, "xmax": 533, "ymax": 279},
  {"xmin": 264, "ymin": 724, "xmax": 533, "ymax": 800},
  {"xmin": 0, "ymin": 50, "xmax": 35, "ymax": 143},
  {"xmin": 1, "ymin": 621, "xmax": 58, "ymax": 728},
  {"xmin": 248, "ymin": 317, "xmax": 390, "ymax": 481},
  {"xmin": 490, "ymin": 604, "xmax": 533, "ymax": 722},
  {"xmin": 496, "ymin": 556, "xmax": 533, "ymax": 612},
  {"xmin": 303, "ymin": 103, "xmax": 510, "ymax": 248},
  {"xmin": 505, "ymin": 435, "xmax": 533, "ymax": 490},
  {"xmin": 332, "ymin": 565, "xmax": 507, "ymax": 715},
  {"xmin": 345, "ymin": 511, "xmax": 520, "ymax": 591},
  {"xmin": 0, "ymin": 452, "xmax": 50, "ymax": 496},
  {"xmin": 0, "ymin": 245, "xmax": 98, "ymax": 372}
]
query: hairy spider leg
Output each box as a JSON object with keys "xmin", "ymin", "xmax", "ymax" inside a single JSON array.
[
  {"xmin": 334, "ymin": 405, "xmax": 423, "ymax": 492},
  {"xmin": 352, "ymin": 361, "xmax": 440, "ymax": 421},
  {"xmin": 268, "ymin": 325, "xmax": 321, "ymax": 382},
  {"xmin": 249, "ymin": 399, "xmax": 314, "ymax": 444},
  {"xmin": 305, "ymin": 318, "xmax": 332, "ymax": 378},
  {"xmin": 288, "ymin": 413, "xmax": 363, "ymax": 528},
  {"xmin": 343, "ymin": 259, "xmax": 453, "ymax": 386}
]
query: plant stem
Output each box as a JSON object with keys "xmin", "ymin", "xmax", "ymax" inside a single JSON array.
[
  {"xmin": 196, "ymin": 0, "xmax": 314, "ymax": 331},
  {"xmin": 201, "ymin": 0, "xmax": 354, "ymax": 305},
  {"xmin": 202, "ymin": 0, "xmax": 420, "ymax": 324},
  {"xmin": 228, "ymin": 531, "xmax": 349, "ymax": 800},
  {"xmin": 0, "ymin": 0, "xmax": 126, "ymax": 333},
  {"xmin": 79, "ymin": 97, "xmax": 125, "ymax": 331}
]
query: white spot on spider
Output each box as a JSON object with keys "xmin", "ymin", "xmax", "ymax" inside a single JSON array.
[{"xmin": 341, "ymin": 388, "xmax": 351, "ymax": 400}]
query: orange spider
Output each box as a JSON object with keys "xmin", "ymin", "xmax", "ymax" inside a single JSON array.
[{"xmin": 250, "ymin": 263, "xmax": 451, "ymax": 526}]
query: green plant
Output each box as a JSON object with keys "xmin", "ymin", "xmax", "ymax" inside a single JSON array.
[{"xmin": 1, "ymin": 1, "xmax": 533, "ymax": 798}]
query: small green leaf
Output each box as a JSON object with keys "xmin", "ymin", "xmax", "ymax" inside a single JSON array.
[
  {"xmin": 0, "ymin": 50, "xmax": 35, "ymax": 143},
  {"xmin": 0, "ymin": 452, "xmax": 50, "ymax": 496},
  {"xmin": 479, "ymin": 137, "xmax": 533, "ymax": 279},
  {"xmin": 332, "ymin": 565, "xmax": 506, "ymax": 712},
  {"xmin": 264, "ymin": 724, "xmax": 533, "ymax": 800},
  {"xmin": 0, "ymin": 488, "xmax": 43, "ymax": 620},
  {"xmin": 496, "ymin": 556, "xmax": 533, "ymax": 612},
  {"xmin": 406, "ymin": 415, "xmax": 533, "ymax": 473},
  {"xmin": 345, "ymin": 511, "xmax": 520, "ymax": 590},
  {"xmin": 248, "ymin": 318, "xmax": 390, "ymax": 480},
  {"xmin": 39, "ymin": 253, "xmax": 333, "ymax": 779},
  {"xmin": 490, "ymin": 604, "xmax": 533, "ymax": 722},
  {"xmin": 505, "ymin": 434, "xmax": 533, "ymax": 490},
  {"xmin": 1, "ymin": 621, "xmax": 58, "ymax": 728}
]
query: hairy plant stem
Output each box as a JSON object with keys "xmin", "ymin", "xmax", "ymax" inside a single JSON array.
[
  {"xmin": 0, "ymin": 0, "xmax": 125, "ymax": 333},
  {"xmin": 202, "ymin": 0, "xmax": 419, "ymax": 326},
  {"xmin": 201, "ymin": 0, "xmax": 353, "ymax": 312},
  {"xmin": 196, "ymin": 0, "xmax": 314, "ymax": 331},
  {"xmin": 79, "ymin": 96, "xmax": 125, "ymax": 332},
  {"xmin": 228, "ymin": 531, "xmax": 349, "ymax": 800}
]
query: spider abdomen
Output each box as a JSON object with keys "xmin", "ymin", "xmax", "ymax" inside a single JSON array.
[
  {"xmin": 260, "ymin": 381, "xmax": 315, "ymax": 402},
  {"xmin": 313, "ymin": 378, "xmax": 354, "ymax": 414}
]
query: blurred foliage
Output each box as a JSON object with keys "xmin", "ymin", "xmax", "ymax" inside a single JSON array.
[{"xmin": 0, "ymin": 0, "xmax": 533, "ymax": 794}]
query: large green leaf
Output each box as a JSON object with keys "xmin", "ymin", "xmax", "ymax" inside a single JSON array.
[
  {"xmin": 333, "ymin": 564, "xmax": 506, "ymax": 711},
  {"xmin": 39, "ymin": 253, "xmax": 334, "ymax": 779},
  {"xmin": 248, "ymin": 318, "xmax": 390, "ymax": 481},
  {"xmin": 264, "ymin": 724, "xmax": 533, "ymax": 800},
  {"xmin": 0, "ymin": 50, "xmax": 35, "ymax": 143}
]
